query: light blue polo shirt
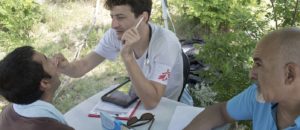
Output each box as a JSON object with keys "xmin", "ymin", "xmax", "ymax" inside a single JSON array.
[{"xmin": 227, "ymin": 83, "xmax": 300, "ymax": 130}]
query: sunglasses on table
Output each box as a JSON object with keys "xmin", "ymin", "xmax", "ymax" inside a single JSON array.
[{"xmin": 125, "ymin": 113, "xmax": 155, "ymax": 130}]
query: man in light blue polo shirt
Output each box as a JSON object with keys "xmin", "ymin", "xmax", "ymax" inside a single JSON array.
[
  {"xmin": 227, "ymin": 83, "xmax": 300, "ymax": 130},
  {"xmin": 184, "ymin": 27, "xmax": 300, "ymax": 130}
]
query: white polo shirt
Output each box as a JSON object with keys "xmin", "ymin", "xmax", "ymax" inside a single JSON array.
[{"xmin": 94, "ymin": 23, "xmax": 183, "ymax": 101}]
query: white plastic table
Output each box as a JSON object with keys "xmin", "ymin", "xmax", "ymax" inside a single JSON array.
[{"xmin": 64, "ymin": 85, "xmax": 189, "ymax": 130}]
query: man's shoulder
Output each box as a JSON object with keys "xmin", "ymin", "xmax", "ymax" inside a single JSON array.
[
  {"xmin": 0, "ymin": 104, "xmax": 74, "ymax": 130},
  {"xmin": 103, "ymin": 28, "xmax": 118, "ymax": 39},
  {"xmin": 227, "ymin": 84, "xmax": 259, "ymax": 110},
  {"xmin": 151, "ymin": 23, "xmax": 177, "ymax": 38},
  {"xmin": 96, "ymin": 28, "xmax": 121, "ymax": 48},
  {"xmin": 2, "ymin": 116, "xmax": 74, "ymax": 130},
  {"xmin": 150, "ymin": 23, "xmax": 180, "ymax": 47},
  {"xmin": 238, "ymin": 84, "xmax": 257, "ymax": 97},
  {"xmin": 228, "ymin": 83, "xmax": 272, "ymax": 112},
  {"xmin": 34, "ymin": 117, "xmax": 75, "ymax": 130}
]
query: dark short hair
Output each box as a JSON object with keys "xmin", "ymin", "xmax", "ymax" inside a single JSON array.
[
  {"xmin": 0, "ymin": 46, "xmax": 50, "ymax": 104},
  {"xmin": 104, "ymin": 0, "xmax": 152, "ymax": 18}
]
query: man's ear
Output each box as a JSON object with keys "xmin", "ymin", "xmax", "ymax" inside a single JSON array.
[
  {"xmin": 284, "ymin": 63, "xmax": 297, "ymax": 85},
  {"xmin": 40, "ymin": 79, "xmax": 50, "ymax": 91},
  {"xmin": 142, "ymin": 11, "xmax": 149, "ymax": 22}
]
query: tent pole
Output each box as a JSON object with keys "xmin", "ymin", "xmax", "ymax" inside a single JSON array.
[{"xmin": 161, "ymin": 0, "xmax": 168, "ymax": 29}]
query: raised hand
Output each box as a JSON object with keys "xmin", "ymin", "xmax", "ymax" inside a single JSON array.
[
  {"xmin": 121, "ymin": 27, "xmax": 141, "ymax": 47},
  {"xmin": 53, "ymin": 53, "xmax": 70, "ymax": 73},
  {"xmin": 120, "ymin": 16, "xmax": 144, "ymax": 59},
  {"xmin": 120, "ymin": 27, "xmax": 141, "ymax": 59}
]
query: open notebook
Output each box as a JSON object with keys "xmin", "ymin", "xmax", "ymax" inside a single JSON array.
[{"xmin": 88, "ymin": 99, "xmax": 141, "ymax": 120}]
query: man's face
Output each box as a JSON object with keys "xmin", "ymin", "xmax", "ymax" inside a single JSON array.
[
  {"xmin": 250, "ymin": 40, "xmax": 286, "ymax": 103},
  {"xmin": 32, "ymin": 52, "xmax": 61, "ymax": 92},
  {"xmin": 110, "ymin": 5, "xmax": 142, "ymax": 40}
]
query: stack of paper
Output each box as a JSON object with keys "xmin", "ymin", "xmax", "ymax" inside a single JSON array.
[
  {"xmin": 168, "ymin": 106, "xmax": 204, "ymax": 130},
  {"xmin": 88, "ymin": 100, "xmax": 140, "ymax": 120}
]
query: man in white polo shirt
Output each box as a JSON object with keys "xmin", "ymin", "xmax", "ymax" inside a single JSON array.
[{"xmin": 55, "ymin": 0, "xmax": 187, "ymax": 109}]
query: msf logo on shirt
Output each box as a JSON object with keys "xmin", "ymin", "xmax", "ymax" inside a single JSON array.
[{"xmin": 158, "ymin": 69, "xmax": 170, "ymax": 81}]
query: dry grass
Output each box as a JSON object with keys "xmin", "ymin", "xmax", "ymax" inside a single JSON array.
[{"xmin": 0, "ymin": 1, "xmax": 127, "ymax": 113}]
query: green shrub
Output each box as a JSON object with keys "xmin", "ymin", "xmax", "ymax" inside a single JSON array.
[
  {"xmin": 196, "ymin": 32, "xmax": 256, "ymax": 102},
  {"xmin": 0, "ymin": 0, "xmax": 42, "ymax": 51},
  {"xmin": 191, "ymin": 82, "xmax": 217, "ymax": 107},
  {"xmin": 167, "ymin": 0, "xmax": 266, "ymax": 104}
]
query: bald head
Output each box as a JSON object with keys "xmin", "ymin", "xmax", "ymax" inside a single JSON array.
[
  {"xmin": 250, "ymin": 28, "xmax": 300, "ymax": 103},
  {"xmin": 258, "ymin": 27, "xmax": 300, "ymax": 65}
]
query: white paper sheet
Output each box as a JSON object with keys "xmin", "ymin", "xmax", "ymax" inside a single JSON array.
[{"xmin": 167, "ymin": 106, "xmax": 204, "ymax": 130}]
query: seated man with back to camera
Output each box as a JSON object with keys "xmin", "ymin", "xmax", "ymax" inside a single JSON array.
[
  {"xmin": 55, "ymin": 0, "xmax": 193, "ymax": 109},
  {"xmin": 0, "ymin": 46, "xmax": 74, "ymax": 130},
  {"xmin": 184, "ymin": 27, "xmax": 300, "ymax": 130}
]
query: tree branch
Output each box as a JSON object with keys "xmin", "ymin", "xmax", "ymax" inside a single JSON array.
[
  {"xmin": 54, "ymin": 0, "xmax": 101, "ymax": 100},
  {"xmin": 73, "ymin": 0, "xmax": 100, "ymax": 61},
  {"xmin": 270, "ymin": 0, "xmax": 278, "ymax": 29},
  {"xmin": 292, "ymin": 0, "xmax": 299, "ymax": 26}
]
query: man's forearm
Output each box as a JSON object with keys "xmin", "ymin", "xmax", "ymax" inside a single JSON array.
[
  {"xmin": 62, "ymin": 52, "xmax": 105, "ymax": 78},
  {"xmin": 184, "ymin": 102, "xmax": 232, "ymax": 130},
  {"xmin": 122, "ymin": 54, "xmax": 162, "ymax": 109},
  {"xmin": 61, "ymin": 62, "xmax": 86, "ymax": 78}
]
